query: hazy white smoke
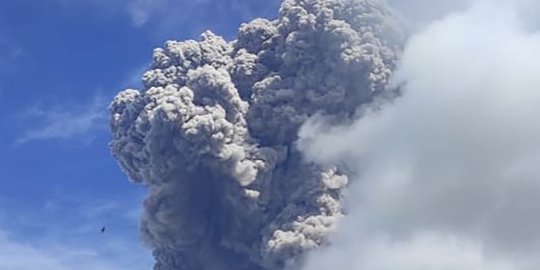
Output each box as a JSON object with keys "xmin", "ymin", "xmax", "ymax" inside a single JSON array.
[
  {"xmin": 109, "ymin": 0, "xmax": 399, "ymax": 269},
  {"xmin": 299, "ymin": 1, "xmax": 540, "ymax": 269}
]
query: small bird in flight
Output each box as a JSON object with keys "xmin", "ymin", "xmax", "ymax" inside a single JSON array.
[{"xmin": 101, "ymin": 226, "xmax": 106, "ymax": 234}]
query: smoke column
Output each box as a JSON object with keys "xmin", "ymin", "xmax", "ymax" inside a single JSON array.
[
  {"xmin": 109, "ymin": 0, "xmax": 399, "ymax": 269},
  {"xmin": 299, "ymin": 0, "xmax": 540, "ymax": 269},
  {"xmin": 110, "ymin": 0, "xmax": 540, "ymax": 269}
]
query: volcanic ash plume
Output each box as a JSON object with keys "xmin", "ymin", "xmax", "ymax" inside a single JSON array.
[{"xmin": 109, "ymin": 0, "xmax": 399, "ymax": 269}]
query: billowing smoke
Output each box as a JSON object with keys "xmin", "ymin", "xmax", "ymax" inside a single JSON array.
[
  {"xmin": 109, "ymin": 0, "xmax": 400, "ymax": 269},
  {"xmin": 299, "ymin": 0, "xmax": 540, "ymax": 269},
  {"xmin": 110, "ymin": 0, "xmax": 540, "ymax": 268}
]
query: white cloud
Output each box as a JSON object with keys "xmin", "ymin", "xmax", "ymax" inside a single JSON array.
[
  {"xmin": 299, "ymin": 0, "xmax": 540, "ymax": 269},
  {"xmin": 387, "ymin": 0, "xmax": 472, "ymax": 26},
  {"xmin": 51, "ymin": 0, "xmax": 275, "ymax": 34},
  {"xmin": 126, "ymin": 0, "xmax": 167, "ymax": 27},
  {"xmin": 15, "ymin": 95, "xmax": 108, "ymax": 146},
  {"xmin": 0, "ymin": 229, "xmax": 151, "ymax": 270},
  {"xmin": 0, "ymin": 191, "xmax": 151, "ymax": 270},
  {"xmin": 50, "ymin": 0, "xmax": 220, "ymax": 27},
  {"xmin": 40, "ymin": 190, "xmax": 145, "ymax": 229},
  {"xmin": 125, "ymin": 0, "xmax": 193, "ymax": 27},
  {"xmin": 304, "ymin": 232, "xmax": 516, "ymax": 270},
  {"xmin": 81, "ymin": 200, "xmax": 121, "ymax": 220},
  {"xmin": 125, "ymin": 0, "xmax": 262, "ymax": 28},
  {"xmin": 0, "ymin": 30, "xmax": 25, "ymax": 92}
]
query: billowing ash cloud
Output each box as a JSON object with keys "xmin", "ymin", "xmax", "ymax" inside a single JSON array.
[
  {"xmin": 299, "ymin": 1, "xmax": 540, "ymax": 269},
  {"xmin": 109, "ymin": 0, "xmax": 399, "ymax": 269}
]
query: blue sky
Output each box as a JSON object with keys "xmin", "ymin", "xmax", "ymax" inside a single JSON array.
[{"xmin": 0, "ymin": 0, "xmax": 280, "ymax": 268}]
